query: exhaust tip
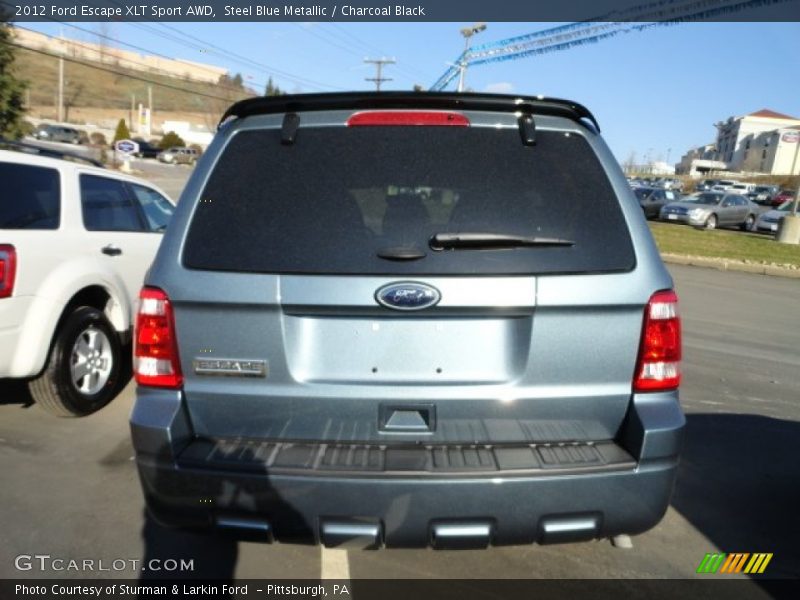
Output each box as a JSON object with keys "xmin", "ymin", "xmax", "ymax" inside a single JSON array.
[
  {"xmin": 431, "ymin": 521, "xmax": 493, "ymax": 550},
  {"xmin": 539, "ymin": 513, "xmax": 600, "ymax": 544},
  {"xmin": 216, "ymin": 515, "xmax": 274, "ymax": 542}
]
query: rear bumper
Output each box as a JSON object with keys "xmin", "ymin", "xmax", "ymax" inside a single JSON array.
[
  {"xmin": 0, "ymin": 296, "xmax": 34, "ymax": 377},
  {"xmin": 131, "ymin": 389, "xmax": 684, "ymax": 548},
  {"xmin": 755, "ymin": 222, "xmax": 780, "ymax": 233}
]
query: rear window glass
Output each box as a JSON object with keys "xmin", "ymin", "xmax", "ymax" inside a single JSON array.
[
  {"xmin": 0, "ymin": 163, "xmax": 60, "ymax": 229},
  {"xmin": 184, "ymin": 126, "xmax": 635, "ymax": 275}
]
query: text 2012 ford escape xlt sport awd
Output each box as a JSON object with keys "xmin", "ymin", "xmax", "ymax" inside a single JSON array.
[{"xmin": 130, "ymin": 93, "xmax": 684, "ymax": 549}]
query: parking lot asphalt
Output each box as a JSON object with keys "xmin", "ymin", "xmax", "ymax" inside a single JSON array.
[{"xmin": 0, "ymin": 264, "xmax": 798, "ymax": 585}]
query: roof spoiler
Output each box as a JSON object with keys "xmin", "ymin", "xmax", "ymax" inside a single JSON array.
[{"xmin": 217, "ymin": 92, "xmax": 600, "ymax": 134}]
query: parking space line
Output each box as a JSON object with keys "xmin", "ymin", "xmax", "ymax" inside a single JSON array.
[{"xmin": 320, "ymin": 546, "xmax": 350, "ymax": 580}]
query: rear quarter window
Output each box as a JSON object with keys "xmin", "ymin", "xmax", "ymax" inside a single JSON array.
[
  {"xmin": 0, "ymin": 163, "xmax": 61, "ymax": 230},
  {"xmin": 80, "ymin": 175, "xmax": 144, "ymax": 232},
  {"xmin": 183, "ymin": 125, "xmax": 636, "ymax": 275}
]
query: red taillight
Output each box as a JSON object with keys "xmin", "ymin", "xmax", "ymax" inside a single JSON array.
[
  {"xmin": 134, "ymin": 287, "xmax": 183, "ymax": 389},
  {"xmin": 347, "ymin": 110, "xmax": 470, "ymax": 127},
  {"xmin": 634, "ymin": 289, "xmax": 681, "ymax": 392},
  {"xmin": 0, "ymin": 245, "xmax": 16, "ymax": 299}
]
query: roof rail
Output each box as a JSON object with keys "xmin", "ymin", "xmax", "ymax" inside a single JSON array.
[
  {"xmin": 218, "ymin": 92, "xmax": 600, "ymax": 133},
  {"xmin": 0, "ymin": 138, "xmax": 105, "ymax": 168}
]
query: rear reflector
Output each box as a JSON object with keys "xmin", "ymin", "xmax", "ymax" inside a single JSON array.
[
  {"xmin": 347, "ymin": 110, "xmax": 470, "ymax": 127},
  {"xmin": 634, "ymin": 289, "xmax": 681, "ymax": 392},
  {"xmin": 134, "ymin": 287, "xmax": 183, "ymax": 389},
  {"xmin": 0, "ymin": 244, "xmax": 16, "ymax": 299}
]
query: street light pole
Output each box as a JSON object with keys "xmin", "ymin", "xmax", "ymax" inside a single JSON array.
[
  {"xmin": 789, "ymin": 131, "xmax": 800, "ymax": 216},
  {"xmin": 457, "ymin": 23, "xmax": 486, "ymax": 93}
]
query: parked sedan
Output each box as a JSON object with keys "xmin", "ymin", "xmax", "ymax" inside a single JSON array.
[
  {"xmin": 754, "ymin": 199, "xmax": 797, "ymax": 234},
  {"xmin": 659, "ymin": 192, "xmax": 758, "ymax": 230},
  {"xmin": 33, "ymin": 124, "xmax": 82, "ymax": 145},
  {"xmin": 749, "ymin": 185, "xmax": 780, "ymax": 205},
  {"xmin": 696, "ymin": 179, "xmax": 718, "ymax": 191},
  {"xmin": 132, "ymin": 138, "xmax": 160, "ymax": 159},
  {"xmin": 634, "ymin": 186, "xmax": 680, "ymax": 219},
  {"xmin": 771, "ymin": 189, "xmax": 795, "ymax": 207}
]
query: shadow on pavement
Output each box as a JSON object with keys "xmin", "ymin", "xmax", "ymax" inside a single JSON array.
[
  {"xmin": 139, "ymin": 510, "xmax": 239, "ymax": 581},
  {"xmin": 0, "ymin": 379, "xmax": 35, "ymax": 408},
  {"xmin": 137, "ymin": 445, "xmax": 315, "ymax": 585},
  {"xmin": 672, "ymin": 413, "xmax": 800, "ymax": 578}
]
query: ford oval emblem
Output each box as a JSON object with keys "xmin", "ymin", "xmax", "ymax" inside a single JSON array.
[{"xmin": 375, "ymin": 282, "xmax": 441, "ymax": 311}]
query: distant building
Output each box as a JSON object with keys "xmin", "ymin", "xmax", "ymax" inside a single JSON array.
[
  {"xmin": 675, "ymin": 144, "xmax": 726, "ymax": 176},
  {"xmin": 739, "ymin": 126, "xmax": 800, "ymax": 176},
  {"xmin": 713, "ymin": 109, "xmax": 800, "ymax": 172},
  {"xmin": 161, "ymin": 121, "xmax": 214, "ymax": 148},
  {"xmin": 677, "ymin": 109, "xmax": 800, "ymax": 176}
]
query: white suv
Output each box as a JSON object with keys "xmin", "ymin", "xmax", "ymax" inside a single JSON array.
[{"xmin": 0, "ymin": 147, "xmax": 175, "ymax": 416}]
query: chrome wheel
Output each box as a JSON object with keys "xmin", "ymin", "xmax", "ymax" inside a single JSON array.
[
  {"xmin": 705, "ymin": 214, "xmax": 717, "ymax": 230},
  {"xmin": 70, "ymin": 326, "xmax": 113, "ymax": 395}
]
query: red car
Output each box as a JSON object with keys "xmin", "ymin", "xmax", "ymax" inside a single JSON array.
[{"xmin": 772, "ymin": 190, "xmax": 795, "ymax": 207}]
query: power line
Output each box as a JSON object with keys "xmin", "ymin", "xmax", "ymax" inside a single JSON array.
[
  {"xmin": 1, "ymin": 0, "xmax": 345, "ymax": 93},
  {"xmin": 142, "ymin": 21, "xmax": 345, "ymax": 91},
  {"xmin": 2, "ymin": 13, "xmax": 233, "ymax": 86},
  {"xmin": 7, "ymin": 40, "xmax": 239, "ymax": 103},
  {"xmin": 12, "ymin": 24, "xmax": 233, "ymax": 89},
  {"xmin": 294, "ymin": 23, "xmax": 430, "ymax": 87},
  {"xmin": 329, "ymin": 23, "xmax": 435, "ymax": 84},
  {"xmin": 430, "ymin": 0, "xmax": 794, "ymax": 90},
  {"xmin": 292, "ymin": 22, "xmax": 364, "ymax": 59}
]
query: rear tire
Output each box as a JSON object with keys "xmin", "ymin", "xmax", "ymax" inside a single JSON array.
[
  {"xmin": 704, "ymin": 214, "xmax": 717, "ymax": 230},
  {"xmin": 28, "ymin": 307, "xmax": 123, "ymax": 417},
  {"xmin": 741, "ymin": 214, "xmax": 755, "ymax": 231}
]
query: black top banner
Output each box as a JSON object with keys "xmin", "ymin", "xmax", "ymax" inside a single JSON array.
[{"xmin": 3, "ymin": 0, "xmax": 800, "ymax": 22}]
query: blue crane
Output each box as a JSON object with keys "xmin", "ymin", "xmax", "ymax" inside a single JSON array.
[{"xmin": 430, "ymin": 0, "xmax": 794, "ymax": 91}]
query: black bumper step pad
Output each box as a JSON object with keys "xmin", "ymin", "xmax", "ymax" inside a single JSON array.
[{"xmin": 178, "ymin": 438, "xmax": 635, "ymax": 476}]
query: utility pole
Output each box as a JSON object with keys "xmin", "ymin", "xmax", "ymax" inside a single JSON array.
[
  {"xmin": 147, "ymin": 85, "xmax": 153, "ymax": 137},
  {"xmin": 57, "ymin": 30, "xmax": 64, "ymax": 122},
  {"xmin": 364, "ymin": 58, "xmax": 395, "ymax": 92},
  {"xmin": 457, "ymin": 23, "xmax": 486, "ymax": 93},
  {"xmin": 129, "ymin": 94, "xmax": 135, "ymax": 131}
]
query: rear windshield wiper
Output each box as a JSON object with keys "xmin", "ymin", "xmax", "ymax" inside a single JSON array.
[{"xmin": 429, "ymin": 232, "xmax": 575, "ymax": 251}]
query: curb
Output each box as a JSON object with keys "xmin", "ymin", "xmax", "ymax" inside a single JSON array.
[{"xmin": 661, "ymin": 253, "xmax": 800, "ymax": 279}]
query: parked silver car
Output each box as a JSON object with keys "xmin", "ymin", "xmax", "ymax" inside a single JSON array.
[
  {"xmin": 157, "ymin": 146, "xmax": 199, "ymax": 165},
  {"xmin": 754, "ymin": 199, "xmax": 797, "ymax": 234},
  {"xmin": 33, "ymin": 124, "xmax": 82, "ymax": 145},
  {"xmin": 130, "ymin": 92, "xmax": 684, "ymax": 549},
  {"xmin": 660, "ymin": 192, "xmax": 757, "ymax": 230}
]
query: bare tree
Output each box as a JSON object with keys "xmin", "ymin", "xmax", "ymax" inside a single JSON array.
[
  {"xmin": 95, "ymin": 23, "xmax": 112, "ymax": 64},
  {"xmin": 63, "ymin": 79, "xmax": 84, "ymax": 122},
  {"xmin": 623, "ymin": 150, "xmax": 638, "ymax": 174}
]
